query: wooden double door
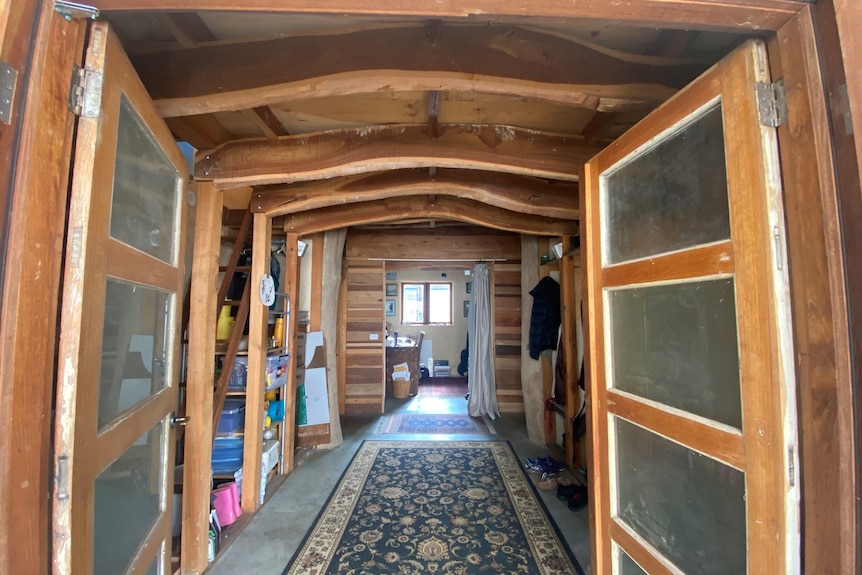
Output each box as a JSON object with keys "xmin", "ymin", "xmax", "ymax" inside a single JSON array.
[{"xmin": 46, "ymin": 19, "xmax": 799, "ymax": 575}]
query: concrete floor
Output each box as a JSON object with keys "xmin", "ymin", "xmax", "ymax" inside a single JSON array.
[{"xmin": 205, "ymin": 394, "xmax": 592, "ymax": 574}]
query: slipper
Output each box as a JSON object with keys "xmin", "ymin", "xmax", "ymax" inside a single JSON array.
[{"xmin": 537, "ymin": 478, "xmax": 557, "ymax": 490}]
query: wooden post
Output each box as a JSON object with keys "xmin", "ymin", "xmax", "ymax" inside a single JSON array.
[
  {"xmin": 182, "ymin": 182, "xmax": 221, "ymax": 573},
  {"xmin": 309, "ymin": 232, "xmax": 324, "ymax": 331},
  {"xmin": 282, "ymin": 232, "xmax": 300, "ymax": 472},
  {"xmin": 559, "ymin": 236, "xmax": 580, "ymax": 470},
  {"xmin": 241, "ymin": 213, "xmax": 270, "ymax": 511}
]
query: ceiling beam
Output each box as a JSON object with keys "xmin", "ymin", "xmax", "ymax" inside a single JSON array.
[
  {"xmin": 247, "ymin": 106, "xmax": 290, "ymax": 139},
  {"xmin": 194, "ymin": 124, "xmax": 596, "ymax": 188},
  {"xmin": 253, "ymin": 168, "xmax": 578, "ymax": 218},
  {"xmin": 132, "ymin": 23, "xmax": 710, "ymax": 117},
  {"xmin": 164, "ymin": 114, "xmax": 235, "ymax": 149},
  {"xmin": 97, "ymin": 1, "xmax": 805, "ymax": 32},
  {"xmin": 644, "ymin": 29, "xmax": 702, "ymax": 58},
  {"xmin": 155, "ymin": 12, "xmax": 217, "ymax": 48},
  {"xmin": 282, "ymin": 196, "xmax": 577, "ymax": 236}
]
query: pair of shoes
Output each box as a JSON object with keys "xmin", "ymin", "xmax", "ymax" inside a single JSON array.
[
  {"xmin": 566, "ymin": 485, "xmax": 588, "ymax": 511},
  {"xmin": 556, "ymin": 482, "xmax": 580, "ymax": 501},
  {"xmin": 524, "ymin": 456, "xmax": 566, "ymax": 476}
]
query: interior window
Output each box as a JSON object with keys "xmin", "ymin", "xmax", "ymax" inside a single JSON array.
[{"xmin": 401, "ymin": 283, "xmax": 452, "ymax": 325}]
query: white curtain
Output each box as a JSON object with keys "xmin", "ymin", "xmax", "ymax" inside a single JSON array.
[{"xmin": 467, "ymin": 264, "xmax": 499, "ymax": 419}]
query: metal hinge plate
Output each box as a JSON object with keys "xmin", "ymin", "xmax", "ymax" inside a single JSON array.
[
  {"xmin": 69, "ymin": 65, "xmax": 103, "ymax": 118},
  {"xmin": 755, "ymin": 79, "xmax": 788, "ymax": 128},
  {"xmin": 54, "ymin": 1, "xmax": 99, "ymax": 21},
  {"xmin": 0, "ymin": 61, "xmax": 18, "ymax": 125}
]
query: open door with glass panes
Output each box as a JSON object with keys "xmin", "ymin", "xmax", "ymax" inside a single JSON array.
[{"xmin": 582, "ymin": 39, "xmax": 799, "ymax": 575}]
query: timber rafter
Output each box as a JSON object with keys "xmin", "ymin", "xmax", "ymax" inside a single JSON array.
[
  {"xmin": 255, "ymin": 169, "xmax": 578, "ymax": 219},
  {"xmin": 195, "ymin": 124, "xmax": 594, "ymax": 187},
  {"xmin": 98, "ymin": 1, "xmax": 805, "ymax": 32},
  {"xmin": 132, "ymin": 22, "xmax": 709, "ymax": 117},
  {"xmin": 282, "ymin": 196, "xmax": 577, "ymax": 236}
]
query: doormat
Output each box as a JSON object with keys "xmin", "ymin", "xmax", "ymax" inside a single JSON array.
[
  {"xmin": 282, "ymin": 441, "xmax": 585, "ymax": 575},
  {"xmin": 382, "ymin": 413, "xmax": 488, "ymax": 434}
]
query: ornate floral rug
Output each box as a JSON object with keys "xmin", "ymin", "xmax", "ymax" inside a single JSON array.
[
  {"xmin": 418, "ymin": 377, "xmax": 469, "ymax": 398},
  {"xmin": 282, "ymin": 440, "xmax": 585, "ymax": 575},
  {"xmin": 381, "ymin": 413, "xmax": 488, "ymax": 434}
]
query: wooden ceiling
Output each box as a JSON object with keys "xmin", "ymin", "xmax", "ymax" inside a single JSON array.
[{"xmin": 101, "ymin": 9, "xmax": 752, "ymax": 235}]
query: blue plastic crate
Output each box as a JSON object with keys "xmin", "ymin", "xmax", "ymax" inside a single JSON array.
[
  {"xmin": 212, "ymin": 436, "xmax": 244, "ymax": 474},
  {"xmin": 217, "ymin": 399, "xmax": 245, "ymax": 435}
]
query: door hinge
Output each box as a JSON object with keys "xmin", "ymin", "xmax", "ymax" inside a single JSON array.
[
  {"xmin": 54, "ymin": 1, "xmax": 99, "ymax": 21},
  {"xmin": 756, "ymin": 79, "xmax": 788, "ymax": 128},
  {"xmin": 788, "ymin": 446, "xmax": 796, "ymax": 488},
  {"xmin": 0, "ymin": 61, "xmax": 18, "ymax": 125},
  {"xmin": 68, "ymin": 64, "xmax": 103, "ymax": 118},
  {"xmin": 55, "ymin": 455, "xmax": 70, "ymax": 501}
]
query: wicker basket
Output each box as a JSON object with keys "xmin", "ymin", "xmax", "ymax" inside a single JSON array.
[{"xmin": 393, "ymin": 378, "xmax": 411, "ymax": 398}]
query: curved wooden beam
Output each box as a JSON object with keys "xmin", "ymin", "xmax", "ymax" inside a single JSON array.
[
  {"xmin": 97, "ymin": 1, "xmax": 803, "ymax": 33},
  {"xmin": 282, "ymin": 196, "xmax": 577, "ymax": 236},
  {"xmin": 256, "ymin": 169, "xmax": 578, "ymax": 219},
  {"xmin": 132, "ymin": 23, "xmax": 710, "ymax": 117},
  {"xmin": 195, "ymin": 124, "xmax": 595, "ymax": 187}
]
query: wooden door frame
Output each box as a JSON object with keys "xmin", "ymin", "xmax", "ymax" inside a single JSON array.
[{"xmin": 0, "ymin": 2, "xmax": 859, "ymax": 575}]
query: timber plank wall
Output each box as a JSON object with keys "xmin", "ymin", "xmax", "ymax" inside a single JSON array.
[{"xmin": 343, "ymin": 228, "xmax": 524, "ymax": 413}]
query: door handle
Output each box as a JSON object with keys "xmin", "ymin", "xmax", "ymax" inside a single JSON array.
[{"xmin": 170, "ymin": 414, "xmax": 191, "ymax": 428}]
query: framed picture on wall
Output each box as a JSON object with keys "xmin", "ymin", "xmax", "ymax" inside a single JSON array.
[
  {"xmin": 385, "ymin": 300, "xmax": 396, "ymax": 316},
  {"xmin": 463, "ymin": 300, "xmax": 470, "ymax": 317},
  {"xmin": 385, "ymin": 283, "xmax": 397, "ymax": 296},
  {"xmin": 466, "ymin": 282, "xmax": 472, "ymax": 293},
  {"xmin": 385, "ymin": 271, "xmax": 397, "ymax": 281}
]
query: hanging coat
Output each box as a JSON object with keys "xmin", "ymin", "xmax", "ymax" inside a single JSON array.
[{"xmin": 528, "ymin": 276, "xmax": 561, "ymax": 360}]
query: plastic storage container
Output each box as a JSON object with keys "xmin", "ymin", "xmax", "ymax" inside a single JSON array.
[
  {"xmin": 217, "ymin": 399, "xmax": 246, "ymax": 434},
  {"xmin": 265, "ymin": 354, "xmax": 289, "ymax": 390},
  {"xmin": 228, "ymin": 357, "xmax": 247, "ymax": 389},
  {"xmin": 212, "ymin": 436, "xmax": 244, "ymax": 474}
]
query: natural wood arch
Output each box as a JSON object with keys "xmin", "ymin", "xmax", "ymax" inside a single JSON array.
[
  {"xmin": 132, "ymin": 23, "xmax": 707, "ymax": 117},
  {"xmin": 279, "ymin": 196, "xmax": 577, "ymax": 236},
  {"xmin": 258, "ymin": 169, "xmax": 578, "ymax": 219},
  {"xmin": 195, "ymin": 124, "xmax": 593, "ymax": 188}
]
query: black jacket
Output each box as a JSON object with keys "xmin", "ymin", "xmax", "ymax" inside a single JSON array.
[{"xmin": 528, "ymin": 276, "xmax": 560, "ymax": 360}]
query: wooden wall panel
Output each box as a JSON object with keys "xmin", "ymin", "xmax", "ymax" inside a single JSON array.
[{"xmin": 342, "ymin": 259, "xmax": 385, "ymax": 414}]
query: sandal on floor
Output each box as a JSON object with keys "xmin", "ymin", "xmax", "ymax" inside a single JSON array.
[{"xmin": 536, "ymin": 478, "xmax": 557, "ymax": 490}]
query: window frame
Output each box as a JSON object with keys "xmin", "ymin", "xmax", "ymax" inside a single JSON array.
[{"xmin": 400, "ymin": 281, "xmax": 453, "ymax": 325}]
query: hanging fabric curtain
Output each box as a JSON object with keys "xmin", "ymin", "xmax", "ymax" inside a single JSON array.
[{"xmin": 467, "ymin": 263, "xmax": 499, "ymax": 419}]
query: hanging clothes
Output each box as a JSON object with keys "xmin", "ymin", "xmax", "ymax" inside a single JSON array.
[{"xmin": 528, "ymin": 276, "xmax": 561, "ymax": 360}]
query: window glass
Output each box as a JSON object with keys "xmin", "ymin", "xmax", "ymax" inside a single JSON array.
[
  {"xmin": 401, "ymin": 283, "xmax": 452, "ymax": 325},
  {"xmin": 428, "ymin": 283, "xmax": 452, "ymax": 324},
  {"xmin": 402, "ymin": 283, "xmax": 425, "ymax": 324}
]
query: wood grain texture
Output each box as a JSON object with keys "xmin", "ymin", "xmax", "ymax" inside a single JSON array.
[
  {"xmin": 280, "ymin": 231, "xmax": 300, "ymax": 472},
  {"xmin": 342, "ymin": 260, "xmax": 385, "ymax": 414},
  {"xmin": 132, "ymin": 23, "xmax": 705, "ymax": 117},
  {"xmin": 774, "ymin": 8, "xmax": 856, "ymax": 574},
  {"xmin": 607, "ymin": 390, "xmax": 746, "ymax": 470},
  {"xmin": 0, "ymin": 8, "xmax": 82, "ymax": 575},
  {"xmin": 183, "ymin": 182, "xmax": 220, "ymax": 572},
  {"xmin": 240, "ymin": 213, "xmax": 272, "ymax": 511},
  {"xmin": 494, "ymin": 262, "xmax": 523, "ymax": 413},
  {"xmin": 282, "ymin": 196, "xmax": 577, "ymax": 236},
  {"xmin": 719, "ymin": 40, "xmax": 788, "ymax": 574},
  {"xmin": 96, "ymin": 0, "xmax": 806, "ymax": 32},
  {"xmin": 611, "ymin": 519, "xmax": 682, "ymax": 575},
  {"xmin": 345, "ymin": 227, "xmax": 521, "ymax": 261},
  {"xmin": 259, "ymin": 169, "xmax": 578, "ymax": 220},
  {"xmin": 601, "ymin": 241, "xmax": 733, "ymax": 287},
  {"xmin": 195, "ymin": 124, "xmax": 593, "ymax": 187}
]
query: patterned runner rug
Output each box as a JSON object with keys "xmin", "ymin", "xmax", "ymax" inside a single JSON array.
[
  {"xmin": 282, "ymin": 441, "xmax": 585, "ymax": 575},
  {"xmin": 382, "ymin": 413, "xmax": 488, "ymax": 434}
]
